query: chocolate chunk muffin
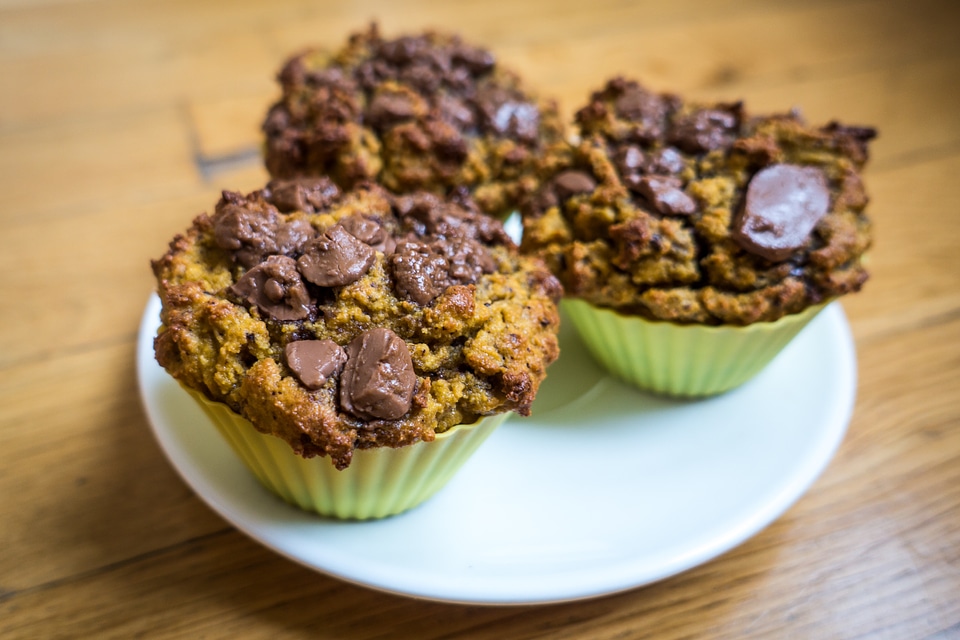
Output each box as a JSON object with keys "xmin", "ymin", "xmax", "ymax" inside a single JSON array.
[
  {"xmin": 151, "ymin": 179, "xmax": 560, "ymax": 517},
  {"xmin": 262, "ymin": 24, "xmax": 565, "ymax": 218},
  {"xmin": 521, "ymin": 77, "xmax": 874, "ymax": 396},
  {"xmin": 524, "ymin": 77, "xmax": 873, "ymax": 325}
]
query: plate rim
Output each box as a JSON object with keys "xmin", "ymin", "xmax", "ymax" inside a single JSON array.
[{"xmin": 137, "ymin": 294, "xmax": 856, "ymax": 605}]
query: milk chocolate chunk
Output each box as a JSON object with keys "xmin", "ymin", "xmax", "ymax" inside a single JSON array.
[
  {"xmin": 266, "ymin": 177, "xmax": 340, "ymax": 213},
  {"xmin": 213, "ymin": 201, "xmax": 280, "ymax": 268},
  {"xmin": 365, "ymin": 91, "xmax": 418, "ymax": 129},
  {"xmin": 733, "ymin": 164, "xmax": 830, "ymax": 262},
  {"xmin": 340, "ymin": 328, "xmax": 417, "ymax": 421},
  {"xmin": 614, "ymin": 85, "xmax": 670, "ymax": 141},
  {"xmin": 339, "ymin": 215, "xmax": 395, "ymax": 254},
  {"xmin": 390, "ymin": 240, "xmax": 451, "ymax": 305},
  {"xmin": 646, "ymin": 147, "xmax": 685, "ymax": 175},
  {"xmin": 285, "ymin": 340, "xmax": 347, "ymax": 390},
  {"xmin": 274, "ymin": 219, "xmax": 316, "ymax": 255},
  {"xmin": 297, "ymin": 226, "xmax": 376, "ymax": 287},
  {"xmin": 554, "ymin": 170, "xmax": 597, "ymax": 199},
  {"xmin": 636, "ymin": 176, "xmax": 697, "ymax": 216},
  {"xmin": 669, "ymin": 107, "xmax": 740, "ymax": 153},
  {"xmin": 230, "ymin": 255, "xmax": 313, "ymax": 321}
]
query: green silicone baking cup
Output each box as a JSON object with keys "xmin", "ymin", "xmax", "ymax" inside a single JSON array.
[
  {"xmin": 563, "ymin": 298, "xmax": 829, "ymax": 397},
  {"xmin": 181, "ymin": 386, "xmax": 508, "ymax": 520}
]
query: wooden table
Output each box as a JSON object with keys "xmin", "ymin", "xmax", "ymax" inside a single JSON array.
[{"xmin": 2, "ymin": 0, "xmax": 958, "ymax": 637}]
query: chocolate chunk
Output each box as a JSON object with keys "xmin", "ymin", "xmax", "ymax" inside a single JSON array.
[
  {"xmin": 379, "ymin": 35, "xmax": 424, "ymax": 64},
  {"xmin": 285, "ymin": 340, "xmax": 347, "ymax": 390},
  {"xmin": 554, "ymin": 170, "xmax": 597, "ymax": 199},
  {"xmin": 646, "ymin": 147, "xmax": 685, "ymax": 174},
  {"xmin": 436, "ymin": 94, "xmax": 476, "ymax": 130},
  {"xmin": 636, "ymin": 176, "xmax": 697, "ymax": 216},
  {"xmin": 266, "ymin": 177, "xmax": 341, "ymax": 213},
  {"xmin": 212, "ymin": 200, "xmax": 281, "ymax": 268},
  {"xmin": 614, "ymin": 85, "xmax": 670, "ymax": 141},
  {"xmin": 451, "ymin": 43, "xmax": 495, "ymax": 74},
  {"xmin": 733, "ymin": 164, "xmax": 830, "ymax": 262},
  {"xmin": 669, "ymin": 107, "xmax": 740, "ymax": 153},
  {"xmin": 390, "ymin": 240, "xmax": 452, "ymax": 305},
  {"xmin": 274, "ymin": 219, "xmax": 316, "ymax": 255},
  {"xmin": 365, "ymin": 91, "xmax": 418, "ymax": 129},
  {"xmin": 617, "ymin": 145, "xmax": 645, "ymax": 171},
  {"xmin": 394, "ymin": 192, "xmax": 511, "ymax": 245},
  {"xmin": 439, "ymin": 236, "xmax": 495, "ymax": 283},
  {"xmin": 339, "ymin": 215, "xmax": 395, "ymax": 254},
  {"xmin": 340, "ymin": 328, "xmax": 417, "ymax": 421},
  {"xmin": 230, "ymin": 256, "xmax": 313, "ymax": 321},
  {"xmin": 297, "ymin": 225, "xmax": 376, "ymax": 287},
  {"xmin": 492, "ymin": 101, "xmax": 539, "ymax": 143}
]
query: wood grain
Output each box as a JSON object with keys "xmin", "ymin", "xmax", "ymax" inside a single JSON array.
[{"xmin": 1, "ymin": 0, "xmax": 958, "ymax": 638}]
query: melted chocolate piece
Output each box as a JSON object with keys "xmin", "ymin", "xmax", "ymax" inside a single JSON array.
[
  {"xmin": 451, "ymin": 43, "xmax": 495, "ymax": 74},
  {"xmin": 636, "ymin": 176, "xmax": 697, "ymax": 216},
  {"xmin": 614, "ymin": 84, "xmax": 670, "ymax": 142},
  {"xmin": 274, "ymin": 219, "xmax": 316, "ymax": 255},
  {"xmin": 297, "ymin": 225, "xmax": 376, "ymax": 287},
  {"xmin": 339, "ymin": 214, "xmax": 395, "ymax": 254},
  {"xmin": 390, "ymin": 240, "xmax": 452, "ymax": 305},
  {"xmin": 212, "ymin": 200, "xmax": 280, "ymax": 268},
  {"xmin": 230, "ymin": 255, "xmax": 314, "ymax": 321},
  {"xmin": 669, "ymin": 107, "xmax": 740, "ymax": 153},
  {"xmin": 340, "ymin": 328, "xmax": 417, "ymax": 421},
  {"xmin": 285, "ymin": 340, "xmax": 347, "ymax": 390},
  {"xmin": 733, "ymin": 164, "xmax": 830, "ymax": 262},
  {"xmin": 266, "ymin": 177, "xmax": 341, "ymax": 213},
  {"xmin": 553, "ymin": 170, "xmax": 597, "ymax": 199},
  {"xmin": 646, "ymin": 147, "xmax": 685, "ymax": 174},
  {"xmin": 390, "ymin": 237, "xmax": 494, "ymax": 305},
  {"xmin": 365, "ymin": 91, "xmax": 418, "ymax": 129},
  {"xmin": 394, "ymin": 192, "xmax": 511, "ymax": 245}
]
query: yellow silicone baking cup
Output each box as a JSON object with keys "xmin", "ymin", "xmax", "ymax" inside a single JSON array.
[
  {"xmin": 563, "ymin": 298, "xmax": 829, "ymax": 397},
  {"xmin": 181, "ymin": 385, "xmax": 508, "ymax": 520}
]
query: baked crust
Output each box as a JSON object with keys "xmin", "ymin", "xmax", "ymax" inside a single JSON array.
[
  {"xmin": 152, "ymin": 182, "xmax": 560, "ymax": 469},
  {"xmin": 262, "ymin": 24, "xmax": 565, "ymax": 218},
  {"xmin": 521, "ymin": 77, "xmax": 874, "ymax": 325}
]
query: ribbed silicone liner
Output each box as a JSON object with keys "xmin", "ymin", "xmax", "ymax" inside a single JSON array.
[
  {"xmin": 563, "ymin": 298, "xmax": 828, "ymax": 397},
  {"xmin": 181, "ymin": 386, "xmax": 508, "ymax": 520}
]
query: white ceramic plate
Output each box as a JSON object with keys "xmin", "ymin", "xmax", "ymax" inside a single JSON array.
[{"xmin": 137, "ymin": 295, "xmax": 855, "ymax": 605}]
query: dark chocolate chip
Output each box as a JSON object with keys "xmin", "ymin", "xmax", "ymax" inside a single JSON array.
[
  {"xmin": 340, "ymin": 328, "xmax": 417, "ymax": 421},
  {"xmin": 230, "ymin": 255, "xmax": 314, "ymax": 321},
  {"xmin": 554, "ymin": 170, "xmax": 597, "ymax": 199},
  {"xmin": 636, "ymin": 176, "xmax": 697, "ymax": 216},
  {"xmin": 733, "ymin": 164, "xmax": 831, "ymax": 262},
  {"xmin": 297, "ymin": 225, "xmax": 376, "ymax": 287},
  {"xmin": 285, "ymin": 340, "xmax": 347, "ymax": 390}
]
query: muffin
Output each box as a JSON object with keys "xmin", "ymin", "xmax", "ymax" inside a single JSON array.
[
  {"xmin": 521, "ymin": 77, "xmax": 874, "ymax": 396},
  {"xmin": 262, "ymin": 24, "xmax": 565, "ymax": 218},
  {"xmin": 152, "ymin": 178, "xmax": 561, "ymax": 518}
]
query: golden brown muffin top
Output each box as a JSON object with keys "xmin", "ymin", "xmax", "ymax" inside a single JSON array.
[
  {"xmin": 152, "ymin": 180, "xmax": 561, "ymax": 469},
  {"xmin": 521, "ymin": 77, "xmax": 875, "ymax": 325}
]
